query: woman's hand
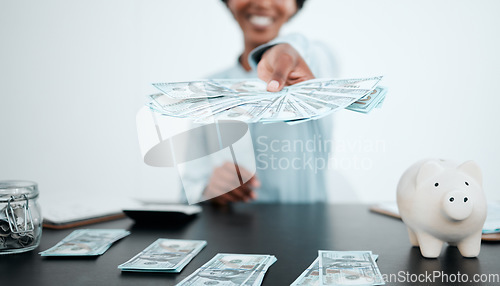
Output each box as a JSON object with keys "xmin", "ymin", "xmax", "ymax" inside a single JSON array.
[
  {"xmin": 204, "ymin": 162, "xmax": 260, "ymax": 206},
  {"xmin": 257, "ymin": 43, "xmax": 314, "ymax": 92}
]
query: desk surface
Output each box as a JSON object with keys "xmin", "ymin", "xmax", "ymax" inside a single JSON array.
[{"xmin": 1, "ymin": 204, "xmax": 499, "ymax": 285}]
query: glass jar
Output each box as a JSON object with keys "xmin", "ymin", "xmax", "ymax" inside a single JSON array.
[{"xmin": 0, "ymin": 180, "xmax": 42, "ymax": 254}]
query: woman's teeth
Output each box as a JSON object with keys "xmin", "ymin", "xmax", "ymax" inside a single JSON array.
[{"xmin": 249, "ymin": 15, "xmax": 273, "ymax": 27}]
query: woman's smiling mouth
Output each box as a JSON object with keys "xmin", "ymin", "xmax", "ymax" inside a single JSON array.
[{"xmin": 248, "ymin": 15, "xmax": 274, "ymax": 28}]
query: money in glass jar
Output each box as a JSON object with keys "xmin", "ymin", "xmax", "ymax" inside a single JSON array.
[{"xmin": 0, "ymin": 180, "xmax": 42, "ymax": 254}]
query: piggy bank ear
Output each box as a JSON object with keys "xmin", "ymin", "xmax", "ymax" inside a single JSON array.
[
  {"xmin": 458, "ymin": 160, "xmax": 483, "ymax": 186},
  {"xmin": 417, "ymin": 161, "xmax": 444, "ymax": 183}
]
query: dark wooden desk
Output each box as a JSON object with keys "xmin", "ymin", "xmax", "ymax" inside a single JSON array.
[{"xmin": 1, "ymin": 204, "xmax": 499, "ymax": 285}]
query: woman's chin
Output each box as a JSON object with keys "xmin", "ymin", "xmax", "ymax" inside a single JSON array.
[{"xmin": 246, "ymin": 29, "xmax": 278, "ymax": 46}]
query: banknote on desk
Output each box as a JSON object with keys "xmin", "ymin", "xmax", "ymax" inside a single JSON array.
[
  {"xmin": 291, "ymin": 255, "xmax": 379, "ymax": 286},
  {"xmin": 118, "ymin": 238, "xmax": 206, "ymax": 273},
  {"xmin": 177, "ymin": 253, "xmax": 277, "ymax": 286},
  {"xmin": 39, "ymin": 229, "xmax": 130, "ymax": 256},
  {"xmin": 318, "ymin": 250, "xmax": 384, "ymax": 286}
]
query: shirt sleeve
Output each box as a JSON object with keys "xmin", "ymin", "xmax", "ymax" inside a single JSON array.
[
  {"xmin": 248, "ymin": 33, "xmax": 310, "ymax": 71},
  {"xmin": 247, "ymin": 33, "xmax": 339, "ymax": 78}
]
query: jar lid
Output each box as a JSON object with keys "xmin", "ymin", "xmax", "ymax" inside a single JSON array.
[{"xmin": 0, "ymin": 180, "xmax": 39, "ymax": 201}]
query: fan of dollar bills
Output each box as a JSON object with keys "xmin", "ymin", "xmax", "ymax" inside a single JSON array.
[{"xmin": 148, "ymin": 76, "xmax": 387, "ymax": 125}]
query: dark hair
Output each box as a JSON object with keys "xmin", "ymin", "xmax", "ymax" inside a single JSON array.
[{"xmin": 221, "ymin": 0, "xmax": 307, "ymax": 10}]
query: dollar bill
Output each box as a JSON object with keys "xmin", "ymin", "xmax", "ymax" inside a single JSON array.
[
  {"xmin": 194, "ymin": 100, "xmax": 272, "ymax": 123},
  {"xmin": 291, "ymin": 255, "xmax": 379, "ymax": 286},
  {"xmin": 318, "ymin": 251, "xmax": 384, "ymax": 286},
  {"xmin": 293, "ymin": 76, "xmax": 383, "ymax": 90},
  {"xmin": 291, "ymin": 258, "xmax": 321, "ymax": 286},
  {"xmin": 118, "ymin": 238, "xmax": 206, "ymax": 273},
  {"xmin": 176, "ymin": 253, "xmax": 277, "ymax": 286},
  {"xmin": 346, "ymin": 86, "xmax": 388, "ymax": 113},
  {"xmin": 243, "ymin": 255, "xmax": 278, "ymax": 286},
  {"xmin": 153, "ymin": 80, "xmax": 268, "ymax": 99},
  {"xmin": 39, "ymin": 229, "xmax": 130, "ymax": 256},
  {"xmin": 149, "ymin": 77, "xmax": 384, "ymax": 125}
]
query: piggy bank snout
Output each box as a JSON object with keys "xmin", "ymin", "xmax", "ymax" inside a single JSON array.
[{"xmin": 442, "ymin": 190, "xmax": 473, "ymax": 221}]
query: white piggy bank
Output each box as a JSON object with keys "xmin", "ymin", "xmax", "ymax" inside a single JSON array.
[{"xmin": 397, "ymin": 159, "xmax": 487, "ymax": 258}]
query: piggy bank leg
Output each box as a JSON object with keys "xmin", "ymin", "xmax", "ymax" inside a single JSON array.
[
  {"xmin": 407, "ymin": 227, "xmax": 419, "ymax": 246},
  {"xmin": 416, "ymin": 232, "xmax": 444, "ymax": 258},
  {"xmin": 456, "ymin": 231, "xmax": 482, "ymax": 258}
]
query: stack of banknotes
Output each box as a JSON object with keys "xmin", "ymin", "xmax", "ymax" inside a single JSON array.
[
  {"xmin": 118, "ymin": 238, "xmax": 207, "ymax": 273},
  {"xmin": 39, "ymin": 229, "xmax": 130, "ymax": 256},
  {"xmin": 291, "ymin": 251, "xmax": 383, "ymax": 286},
  {"xmin": 149, "ymin": 76, "xmax": 387, "ymax": 125},
  {"xmin": 177, "ymin": 253, "xmax": 277, "ymax": 286}
]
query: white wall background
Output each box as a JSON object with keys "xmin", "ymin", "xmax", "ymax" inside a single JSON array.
[{"xmin": 1, "ymin": 0, "xmax": 499, "ymax": 205}]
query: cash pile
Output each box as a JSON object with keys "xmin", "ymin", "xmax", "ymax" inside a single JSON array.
[
  {"xmin": 39, "ymin": 229, "xmax": 130, "ymax": 256},
  {"xmin": 0, "ymin": 204, "xmax": 38, "ymax": 250},
  {"xmin": 291, "ymin": 251, "xmax": 383, "ymax": 286},
  {"xmin": 149, "ymin": 77, "xmax": 386, "ymax": 125},
  {"xmin": 177, "ymin": 253, "xmax": 277, "ymax": 286},
  {"xmin": 118, "ymin": 238, "xmax": 206, "ymax": 273}
]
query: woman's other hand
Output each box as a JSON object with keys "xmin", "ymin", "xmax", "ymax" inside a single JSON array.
[
  {"xmin": 204, "ymin": 162, "xmax": 260, "ymax": 206},
  {"xmin": 257, "ymin": 43, "xmax": 314, "ymax": 92}
]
